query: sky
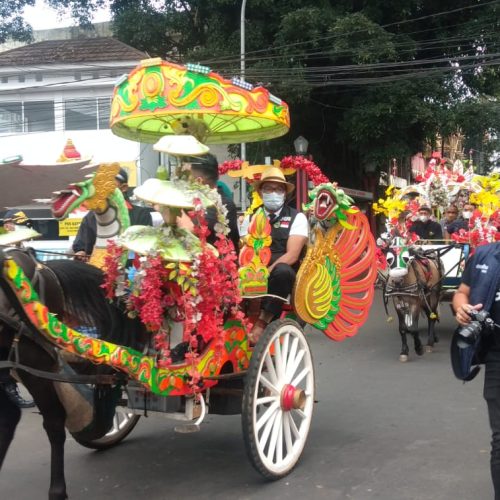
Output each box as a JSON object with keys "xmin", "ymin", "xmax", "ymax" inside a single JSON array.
[{"xmin": 23, "ymin": 0, "xmax": 111, "ymax": 30}]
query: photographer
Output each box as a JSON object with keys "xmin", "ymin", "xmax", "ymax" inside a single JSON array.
[{"xmin": 453, "ymin": 242, "xmax": 500, "ymax": 497}]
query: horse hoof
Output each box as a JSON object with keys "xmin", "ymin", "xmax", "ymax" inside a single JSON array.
[
  {"xmin": 416, "ymin": 347, "xmax": 424, "ymax": 356},
  {"xmin": 425, "ymin": 345, "xmax": 433, "ymax": 353},
  {"xmin": 399, "ymin": 354, "xmax": 409, "ymax": 362}
]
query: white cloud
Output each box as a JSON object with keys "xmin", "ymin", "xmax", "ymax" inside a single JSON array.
[{"xmin": 23, "ymin": 0, "xmax": 111, "ymax": 31}]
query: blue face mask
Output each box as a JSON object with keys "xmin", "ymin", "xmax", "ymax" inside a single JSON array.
[{"xmin": 262, "ymin": 192, "xmax": 285, "ymax": 212}]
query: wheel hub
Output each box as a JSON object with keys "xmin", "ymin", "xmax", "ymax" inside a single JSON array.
[{"xmin": 281, "ymin": 384, "xmax": 306, "ymax": 411}]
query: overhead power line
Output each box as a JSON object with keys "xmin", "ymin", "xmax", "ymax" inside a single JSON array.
[{"xmin": 201, "ymin": 0, "xmax": 500, "ymax": 65}]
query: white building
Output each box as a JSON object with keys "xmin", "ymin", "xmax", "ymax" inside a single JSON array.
[{"xmin": 0, "ymin": 37, "xmax": 158, "ymax": 208}]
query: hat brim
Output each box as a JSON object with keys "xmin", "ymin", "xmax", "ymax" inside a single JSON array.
[{"xmin": 254, "ymin": 177, "xmax": 295, "ymax": 195}]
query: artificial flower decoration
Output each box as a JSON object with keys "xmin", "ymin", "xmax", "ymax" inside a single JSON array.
[
  {"xmin": 375, "ymin": 155, "xmax": 499, "ymax": 249},
  {"xmin": 102, "ymin": 174, "xmax": 245, "ymax": 375}
]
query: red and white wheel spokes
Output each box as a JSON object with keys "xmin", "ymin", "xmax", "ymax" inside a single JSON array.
[{"xmin": 253, "ymin": 324, "xmax": 314, "ymax": 474}]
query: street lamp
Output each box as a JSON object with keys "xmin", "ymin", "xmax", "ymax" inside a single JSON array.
[
  {"xmin": 293, "ymin": 136, "xmax": 309, "ymax": 210},
  {"xmin": 294, "ymin": 135, "xmax": 309, "ymax": 156}
]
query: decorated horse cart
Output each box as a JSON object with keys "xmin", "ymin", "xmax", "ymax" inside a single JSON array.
[
  {"xmin": 374, "ymin": 154, "xmax": 499, "ymax": 361},
  {"xmin": 0, "ymin": 59, "xmax": 376, "ymax": 498}
]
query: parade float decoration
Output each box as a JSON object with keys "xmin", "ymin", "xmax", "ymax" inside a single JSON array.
[
  {"xmin": 451, "ymin": 172, "xmax": 500, "ymax": 246},
  {"xmin": 294, "ymin": 183, "xmax": 376, "ymax": 340},
  {"xmin": 374, "ymin": 155, "xmax": 499, "ymax": 248},
  {"xmin": 110, "ymin": 58, "xmax": 289, "ymax": 144},
  {"xmin": 0, "ymin": 58, "xmax": 379, "ymax": 483},
  {"xmin": 52, "ymin": 162, "xmax": 130, "ymax": 269}
]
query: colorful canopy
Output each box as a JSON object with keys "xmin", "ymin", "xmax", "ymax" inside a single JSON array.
[{"xmin": 110, "ymin": 58, "xmax": 290, "ymax": 145}]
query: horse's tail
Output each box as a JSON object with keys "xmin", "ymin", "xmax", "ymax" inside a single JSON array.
[{"xmin": 44, "ymin": 260, "xmax": 145, "ymax": 349}]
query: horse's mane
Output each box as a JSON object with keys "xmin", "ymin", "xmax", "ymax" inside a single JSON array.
[
  {"xmin": 45, "ymin": 260, "xmax": 109, "ymax": 329},
  {"xmin": 45, "ymin": 259, "xmax": 145, "ymax": 350}
]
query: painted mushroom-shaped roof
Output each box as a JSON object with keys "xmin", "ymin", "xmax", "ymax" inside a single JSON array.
[{"xmin": 110, "ymin": 58, "xmax": 290, "ymax": 144}]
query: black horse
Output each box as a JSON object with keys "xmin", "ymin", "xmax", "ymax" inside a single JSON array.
[{"xmin": 0, "ymin": 247, "xmax": 145, "ymax": 500}]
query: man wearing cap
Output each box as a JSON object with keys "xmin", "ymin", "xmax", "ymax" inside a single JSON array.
[
  {"xmin": 72, "ymin": 168, "xmax": 153, "ymax": 260},
  {"xmin": 409, "ymin": 205, "xmax": 443, "ymax": 240},
  {"xmin": 177, "ymin": 153, "xmax": 240, "ymax": 250},
  {"xmin": 3, "ymin": 209, "xmax": 32, "ymax": 232},
  {"xmin": 240, "ymin": 167, "xmax": 309, "ymax": 343}
]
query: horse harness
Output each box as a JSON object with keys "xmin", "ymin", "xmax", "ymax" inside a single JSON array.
[
  {"xmin": 0, "ymin": 248, "xmax": 122, "ymax": 386},
  {"xmin": 383, "ymin": 254, "xmax": 441, "ymax": 316}
]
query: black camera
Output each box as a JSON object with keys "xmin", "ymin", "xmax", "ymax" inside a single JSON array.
[{"xmin": 457, "ymin": 309, "xmax": 495, "ymax": 348}]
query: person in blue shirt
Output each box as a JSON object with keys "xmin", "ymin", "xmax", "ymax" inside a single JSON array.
[{"xmin": 453, "ymin": 242, "xmax": 500, "ymax": 498}]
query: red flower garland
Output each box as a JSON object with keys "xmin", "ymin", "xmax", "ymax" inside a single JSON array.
[
  {"xmin": 219, "ymin": 159, "xmax": 243, "ymax": 175},
  {"xmin": 102, "ymin": 241, "xmax": 125, "ymax": 300},
  {"xmin": 219, "ymin": 155, "xmax": 329, "ymax": 187},
  {"xmin": 279, "ymin": 155, "xmax": 329, "ymax": 186},
  {"xmin": 103, "ymin": 197, "xmax": 246, "ymax": 374}
]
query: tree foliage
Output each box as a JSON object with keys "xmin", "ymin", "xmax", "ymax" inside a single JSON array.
[
  {"xmin": 0, "ymin": 0, "xmax": 35, "ymax": 44},
  {"xmin": 3, "ymin": 0, "xmax": 500, "ymax": 179}
]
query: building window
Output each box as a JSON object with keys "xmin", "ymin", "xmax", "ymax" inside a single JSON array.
[
  {"xmin": 0, "ymin": 102, "xmax": 22, "ymax": 133},
  {"xmin": 64, "ymin": 99, "xmax": 97, "ymax": 130},
  {"xmin": 1, "ymin": 76, "xmax": 7, "ymax": 84},
  {"xmin": 24, "ymin": 101, "xmax": 55, "ymax": 132},
  {"xmin": 74, "ymin": 72, "xmax": 81, "ymax": 81},
  {"xmin": 97, "ymin": 97, "xmax": 111, "ymax": 129},
  {"xmin": 35, "ymin": 73, "xmax": 43, "ymax": 82},
  {"xmin": 18, "ymin": 75, "xmax": 25, "ymax": 83}
]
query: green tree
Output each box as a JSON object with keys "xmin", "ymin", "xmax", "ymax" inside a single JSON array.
[
  {"xmin": 4, "ymin": 0, "xmax": 500, "ymax": 181},
  {"xmin": 0, "ymin": 0, "xmax": 35, "ymax": 44}
]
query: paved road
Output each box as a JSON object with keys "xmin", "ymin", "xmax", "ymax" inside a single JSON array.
[{"xmin": 1, "ymin": 292, "xmax": 493, "ymax": 499}]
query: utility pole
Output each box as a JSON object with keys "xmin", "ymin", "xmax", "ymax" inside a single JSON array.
[{"xmin": 240, "ymin": 0, "xmax": 248, "ymax": 210}]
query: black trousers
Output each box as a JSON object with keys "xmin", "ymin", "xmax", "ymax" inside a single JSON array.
[
  {"xmin": 262, "ymin": 263, "xmax": 296, "ymax": 318},
  {"xmin": 484, "ymin": 352, "xmax": 500, "ymax": 499}
]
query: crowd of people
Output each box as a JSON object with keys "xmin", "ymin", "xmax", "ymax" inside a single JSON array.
[{"xmin": 405, "ymin": 202, "xmax": 478, "ymax": 242}]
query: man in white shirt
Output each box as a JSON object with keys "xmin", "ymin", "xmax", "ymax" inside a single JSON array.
[{"xmin": 240, "ymin": 167, "xmax": 309, "ymax": 343}]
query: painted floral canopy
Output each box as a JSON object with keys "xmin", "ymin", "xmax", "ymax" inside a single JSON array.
[{"xmin": 110, "ymin": 58, "xmax": 290, "ymax": 144}]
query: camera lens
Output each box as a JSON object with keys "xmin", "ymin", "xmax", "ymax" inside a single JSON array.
[{"xmin": 457, "ymin": 321, "xmax": 482, "ymax": 345}]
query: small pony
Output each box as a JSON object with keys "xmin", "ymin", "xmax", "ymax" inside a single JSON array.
[{"xmin": 382, "ymin": 237, "xmax": 443, "ymax": 362}]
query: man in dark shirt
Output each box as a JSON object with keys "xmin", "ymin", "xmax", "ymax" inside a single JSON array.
[
  {"xmin": 453, "ymin": 243, "xmax": 500, "ymax": 497},
  {"xmin": 409, "ymin": 205, "xmax": 443, "ymax": 240},
  {"xmin": 72, "ymin": 168, "xmax": 153, "ymax": 260},
  {"xmin": 445, "ymin": 203, "xmax": 474, "ymax": 238},
  {"xmin": 177, "ymin": 153, "xmax": 240, "ymax": 251}
]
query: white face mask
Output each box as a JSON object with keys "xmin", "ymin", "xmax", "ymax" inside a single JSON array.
[
  {"xmin": 419, "ymin": 215, "xmax": 429, "ymax": 223},
  {"xmin": 462, "ymin": 211, "xmax": 473, "ymax": 219},
  {"xmin": 262, "ymin": 192, "xmax": 285, "ymax": 212}
]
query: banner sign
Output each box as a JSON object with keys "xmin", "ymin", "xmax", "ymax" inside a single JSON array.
[{"xmin": 58, "ymin": 218, "xmax": 82, "ymax": 236}]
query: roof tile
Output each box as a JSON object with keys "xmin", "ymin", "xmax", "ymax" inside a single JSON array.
[{"xmin": 0, "ymin": 37, "xmax": 147, "ymax": 67}]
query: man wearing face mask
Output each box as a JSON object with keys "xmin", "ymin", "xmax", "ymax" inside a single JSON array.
[
  {"xmin": 446, "ymin": 203, "xmax": 474, "ymax": 238},
  {"xmin": 239, "ymin": 167, "xmax": 309, "ymax": 343},
  {"xmin": 409, "ymin": 205, "xmax": 443, "ymax": 240}
]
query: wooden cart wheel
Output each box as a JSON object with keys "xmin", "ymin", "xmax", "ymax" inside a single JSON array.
[
  {"xmin": 242, "ymin": 319, "xmax": 315, "ymax": 479},
  {"xmin": 72, "ymin": 404, "xmax": 140, "ymax": 450}
]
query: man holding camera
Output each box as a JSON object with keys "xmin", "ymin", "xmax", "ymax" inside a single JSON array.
[{"xmin": 453, "ymin": 242, "xmax": 500, "ymax": 498}]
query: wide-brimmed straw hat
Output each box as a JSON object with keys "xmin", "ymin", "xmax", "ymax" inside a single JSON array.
[{"xmin": 253, "ymin": 166, "xmax": 295, "ymax": 194}]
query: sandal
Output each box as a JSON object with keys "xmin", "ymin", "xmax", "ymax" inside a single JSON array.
[{"xmin": 248, "ymin": 318, "xmax": 269, "ymax": 346}]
